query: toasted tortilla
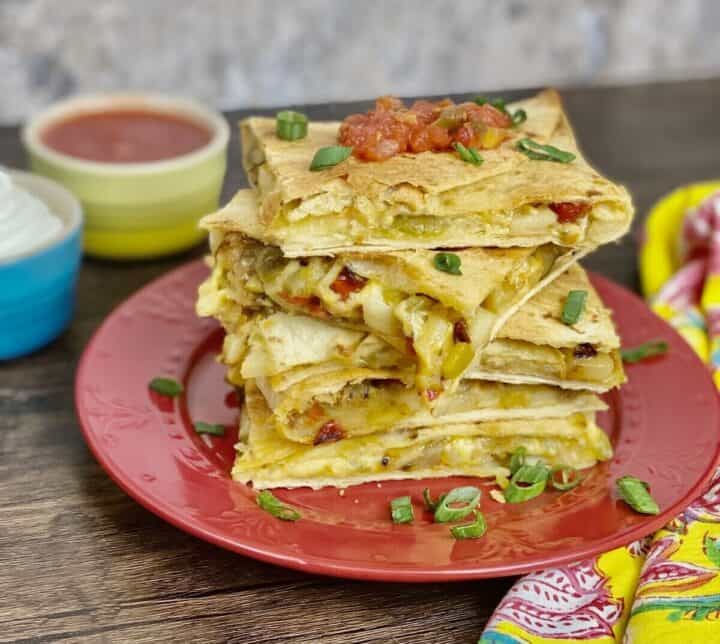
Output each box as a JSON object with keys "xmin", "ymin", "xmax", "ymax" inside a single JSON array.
[
  {"xmin": 232, "ymin": 383, "xmax": 612, "ymax": 489},
  {"xmin": 203, "ymin": 90, "xmax": 633, "ymax": 255}
]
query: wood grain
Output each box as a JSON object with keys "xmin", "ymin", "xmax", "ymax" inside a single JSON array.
[{"xmin": 1, "ymin": 78, "xmax": 719, "ymax": 643}]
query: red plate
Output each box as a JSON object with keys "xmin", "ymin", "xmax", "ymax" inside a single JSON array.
[{"xmin": 75, "ymin": 260, "xmax": 720, "ymax": 581}]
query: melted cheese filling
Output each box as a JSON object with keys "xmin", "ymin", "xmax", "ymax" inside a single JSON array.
[
  {"xmin": 475, "ymin": 339, "xmax": 622, "ymax": 386},
  {"xmin": 211, "ymin": 309, "xmax": 622, "ymax": 393},
  {"xmin": 209, "ymin": 240, "xmax": 560, "ymax": 392},
  {"xmin": 267, "ymin": 202, "xmax": 622, "ymax": 250},
  {"xmin": 233, "ymin": 392, "xmax": 613, "ymax": 489},
  {"xmin": 270, "ymin": 379, "xmax": 603, "ymax": 445},
  {"xmin": 244, "ymin": 137, "xmax": 620, "ymax": 247}
]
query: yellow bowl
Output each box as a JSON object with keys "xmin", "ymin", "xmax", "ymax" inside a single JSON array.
[
  {"xmin": 640, "ymin": 180, "xmax": 720, "ymax": 299},
  {"xmin": 21, "ymin": 93, "xmax": 229, "ymax": 260}
]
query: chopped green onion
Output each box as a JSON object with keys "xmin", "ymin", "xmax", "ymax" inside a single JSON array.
[
  {"xmin": 148, "ymin": 376, "xmax": 184, "ymax": 397},
  {"xmin": 550, "ymin": 465, "xmax": 584, "ymax": 491},
  {"xmin": 616, "ymin": 476, "xmax": 660, "ymax": 515},
  {"xmin": 516, "ymin": 137, "xmax": 576, "ymax": 163},
  {"xmin": 505, "ymin": 464, "xmax": 549, "ymax": 503},
  {"xmin": 562, "ymin": 290, "xmax": 588, "ymax": 325},
  {"xmin": 508, "ymin": 446, "xmax": 527, "ymax": 476},
  {"xmin": 434, "ymin": 486, "xmax": 481, "ymax": 523},
  {"xmin": 309, "ymin": 145, "xmax": 353, "ymax": 171},
  {"xmin": 511, "ymin": 108, "xmax": 527, "ymax": 126},
  {"xmin": 390, "ymin": 496, "xmax": 414, "ymax": 524},
  {"xmin": 621, "ymin": 340, "xmax": 669, "ymax": 363},
  {"xmin": 193, "ymin": 421, "xmax": 226, "ymax": 436},
  {"xmin": 450, "ymin": 510, "xmax": 487, "ymax": 539},
  {"xmin": 474, "ymin": 96, "xmax": 506, "ymax": 111},
  {"xmin": 433, "ymin": 252, "xmax": 462, "ymax": 275},
  {"xmin": 275, "ymin": 110, "xmax": 308, "ymax": 140},
  {"xmin": 256, "ymin": 490, "xmax": 301, "ymax": 521},
  {"xmin": 452, "ymin": 142, "xmax": 483, "ymax": 166},
  {"xmin": 422, "ymin": 488, "xmax": 445, "ymax": 512}
]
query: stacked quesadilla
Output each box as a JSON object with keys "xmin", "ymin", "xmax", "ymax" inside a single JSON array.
[{"xmin": 197, "ymin": 89, "xmax": 633, "ymax": 489}]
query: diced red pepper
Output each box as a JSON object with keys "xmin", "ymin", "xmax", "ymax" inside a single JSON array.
[
  {"xmin": 306, "ymin": 402, "xmax": 326, "ymax": 422},
  {"xmin": 282, "ymin": 293, "xmax": 328, "ymax": 318},
  {"xmin": 313, "ymin": 420, "xmax": 345, "ymax": 445},
  {"xmin": 405, "ymin": 338, "xmax": 416, "ymax": 356},
  {"xmin": 550, "ymin": 201, "xmax": 591, "ymax": 224},
  {"xmin": 224, "ymin": 390, "xmax": 240, "ymax": 409},
  {"xmin": 453, "ymin": 320, "xmax": 471, "ymax": 343},
  {"xmin": 424, "ymin": 388, "xmax": 441, "ymax": 402},
  {"xmin": 330, "ymin": 266, "xmax": 368, "ymax": 300},
  {"xmin": 573, "ymin": 343, "xmax": 598, "ymax": 359}
]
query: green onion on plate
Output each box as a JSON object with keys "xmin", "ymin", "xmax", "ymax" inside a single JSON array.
[
  {"xmin": 434, "ymin": 486, "xmax": 481, "ymax": 523},
  {"xmin": 550, "ymin": 465, "xmax": 584, "ymax": 491},
  {"xmin": 508, "ymin": 446, "xmax": 527, "ymax": 476},
  {"xmin": 422, "ymin": 488, "xmax": 445, "ymax": 512},
  {"xmin": 505, "ymin": 464, "xmax": 549, "ymax": 503},
  {"xmin": 257, "ymin": 490, "xmax": 302, "ymax": 521},
  {"xmin": 390, "ymin": 496, "xmax": 414, "ymax": 524},
  {"xmin": 148, "ymin": 376, "xmax": 184, "ymax": 397},
  {"xmin": 616, "ymin": 476, "xmax": 660, "ymax": 515},
  {"xmin": 450, "ymin": 510, "xmax": 487, "ymax": 540},
  {"xmin": 193, "ymin": 421, "xmax": 226, "ymax": 436},
  {"xmin": 621, "ymin": 340, "xmax": 668, "ymax": 363}
]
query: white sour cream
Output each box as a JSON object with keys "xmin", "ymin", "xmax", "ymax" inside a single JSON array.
[{"xmin": 0, "ymin": 169, "xmax": 62, "ymax": 258}]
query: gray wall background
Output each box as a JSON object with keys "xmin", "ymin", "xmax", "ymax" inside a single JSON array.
[{"xmin": 1, "ymin": 0, "xmax": 719, "ymax": 125}]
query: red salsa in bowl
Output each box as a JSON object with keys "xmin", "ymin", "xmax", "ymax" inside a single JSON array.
[
  {"xmin": 40, "ymin": 109, "xmax": 213, "ymax": 164},
  {"xmin": 22, "ymin": 93, "xmax": 229, "ymax": 259}
]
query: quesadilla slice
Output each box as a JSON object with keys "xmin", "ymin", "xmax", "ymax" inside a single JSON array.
[
  {"xmin": 197, "ymin": 232, "xmax": 585, "ymax": 393},
  {"xmin": 469, "ymin": 263, "xmax": 625, "ymax": 390},
  {"xmin": 232, "ymin": 383, "xmax": 612, "ymax": 489},
  {"xmin": 254, "ymin": 366, "xmax": 607, "ymax": 445},
  {"xmin": 205, "ymin": 264, "xmax": 625, "ymax": 395},
  {"xmin": 203, "ymin": 90, "xmax": 633, "ymax": 256}
]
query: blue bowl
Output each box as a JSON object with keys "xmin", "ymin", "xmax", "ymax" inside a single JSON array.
[{"xmin": 0, "ymin": 170, "xmax": 83, "ymax": 360}]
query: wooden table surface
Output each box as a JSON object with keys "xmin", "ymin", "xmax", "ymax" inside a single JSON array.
[{"xmin": 2, "ymin": 79, "xmax": 719, "ymax": 644}]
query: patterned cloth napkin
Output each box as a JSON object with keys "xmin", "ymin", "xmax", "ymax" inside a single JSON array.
[{"xmin": 480, "ymin": 188, "xmax": 720, "ymax": 643}]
